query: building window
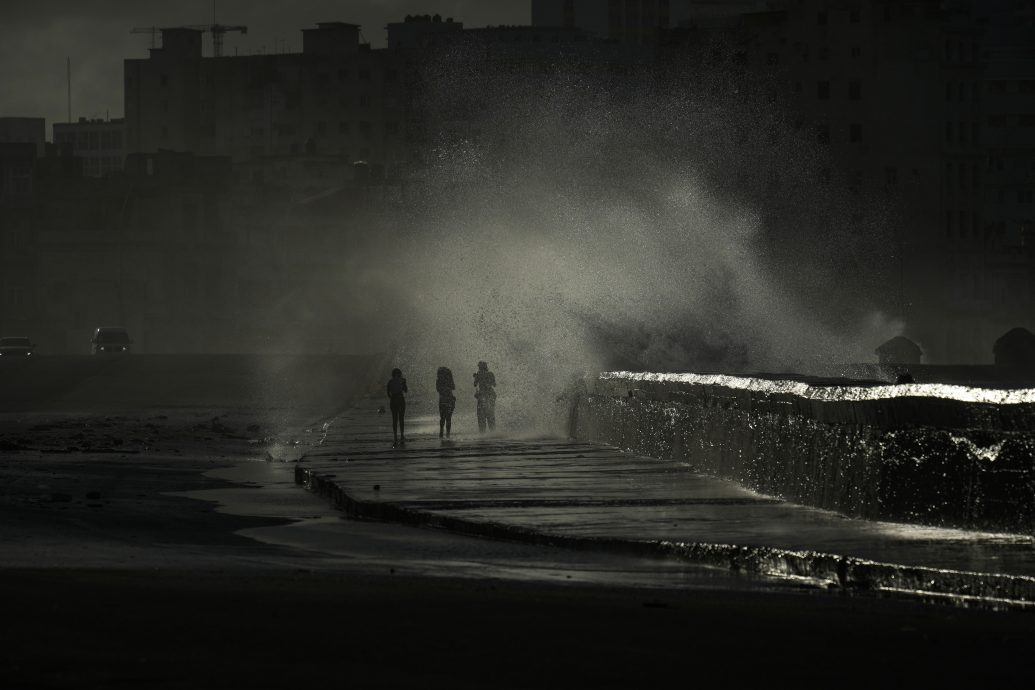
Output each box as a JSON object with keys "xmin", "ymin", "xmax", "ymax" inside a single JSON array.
[
  {"xmin": 358, "ymin": 69, "xmax": 370, "ymax": 82},
  {"xmin": 849, "ymin": 8, "xmax": 861, "ymax": 23},
  {"xmin": 767, "ymin": 52, "xmax": 779, "ymax": 66},
  {"xmin": 317, "ymin": 121, "xmax": 327, "ymax": 135},
  {"xmin": 385, "ymin": 69, "xmax": 398, "ymax": 83},
  {"xmin": 794, "ymin": 81, "xmax": 802, "ymax": 93},
  {"xmin": 160, "ymin": 100, "xmax": 169, "ymax": 113},
  {"xmin": 885, "ymin": 167, "xmax": 897, "ymax": 187},
  {"xmin": 385, "ymin": 121, "xmax": 399, "ymax": 135},
  {"xmin": 959, "ymin": 122, "xmax": 968, "ymax": 144},
  {"xmin": 160, "ymin": 125, "xmax": 169, "ymax": 140},
  {"xmin": 851, "ymin": 45, "xmax": 862, "ymax": 57},
  {"xmin": 945, "ymin": 121, "xmax": 953, "ymax": 143},
  {"xmin": 338, "ymin": 68, "xmax": 349, "ymax": 81},
  {"xmin": 850, "ymin": 123, "xmax": 862, "ymax": 142},
  {"xmin": 959, "ymin": 82, "xmax": 967, "ymax": 102},
  {"xmin": 817, "ymin": 81, "xmax": 830, "ymax": 99},
  {"xmin": 972, "ymin": 122, "xmax": 979, "ymax": 145},
  {"xmin": 817, "ymin": 11, "xmax": 828, "ymax": 25},
  {"xmin": 338, "ymin": 121, "xmax": 349, "ymax": 134},
  {"xmin": 160, "ymin": 73, "xmax": 169, "ymax": 86},
  {"xmin": 816, "ymin": 124, "xmax": 830, "ymax": 144},
  {"xmin": 849, "ymin": 81, "xmax": 861, "ymax": 100},
  {"xmin": 1020, "ymin": 190, "xmax": 1034, "ymax": 203}
]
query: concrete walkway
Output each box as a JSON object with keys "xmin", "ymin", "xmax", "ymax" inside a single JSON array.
[{"xmin": 297, "ymin": 402, "xmax": 1035, "ymax": 606}]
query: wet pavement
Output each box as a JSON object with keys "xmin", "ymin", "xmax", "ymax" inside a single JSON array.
[
  {"xmin": 299, "ymin": 401, "xmax": 1035, "ymax": 606},
  {"xmin": 0, "ymin": 408, "xmax": 740, "ymax": 590}
]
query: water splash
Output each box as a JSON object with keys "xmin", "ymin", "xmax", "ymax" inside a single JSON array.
[
  {"xmin": 949, "ymin": 435, "xmax": 1007, "ymax": 463},
  {"xmin": 602, "ymin": 371, "xmax": 1035, "ymax": 405}
]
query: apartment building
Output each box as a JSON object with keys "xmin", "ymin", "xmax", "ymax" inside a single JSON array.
[{"xmin": 53, "ymin": 117, "xmax": 126, "ymax": 177}]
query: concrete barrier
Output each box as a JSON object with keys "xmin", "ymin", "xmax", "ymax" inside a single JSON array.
[{"xmin": 572, "ymin": 372, "xmax": 1035, "ymax": 535}]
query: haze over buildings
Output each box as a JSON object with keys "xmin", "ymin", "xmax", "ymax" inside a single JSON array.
[{"xmin": 0, "ymin": 0, "xmax": 1033, "ymax": 368}]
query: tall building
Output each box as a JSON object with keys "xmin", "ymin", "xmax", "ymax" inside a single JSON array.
[
  {"xmin": 124, "ymin": 24, "xmax": 406, "ymax": 176},
  {"xmin": 662, "ymin": 0, "xmax": 1034, "ymax": 363},
  {"xmin": 979, "ymin": 0, "xmax": 1035, "ymax": 339},
  {"xmin": 53, "ymin": 117, "xmax": 126, "ymax": 177},
  {"xmin": 532, "ymin": 0, "xmax": 691, "ymax": 43},
  {"xmin": 0, "ymin": 117, "xmax": 45, "ymax": 156},
  {"xmin": 386, "ymin": 14, "xmax": 464, "ymax": 50}
]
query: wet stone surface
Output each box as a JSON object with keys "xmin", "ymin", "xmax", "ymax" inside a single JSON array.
[{"xmin": 301, "ymin": 401, "xmax": 1035, "ymax": 603}]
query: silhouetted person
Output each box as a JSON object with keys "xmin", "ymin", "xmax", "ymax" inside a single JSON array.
[
  {"xmin": 557, "ymin": 372, "xmax": 589, "ymax": 439},
  {"xmin": 436, "ymin": 367, "xmax": 456, "ymax": 439},
  {"xmin": 386, "ymin": 367, "xmax": 408, "ymax": 447},
  {"xmin": 473, "ymin": 361, "xmax": 496, "ymax": 433}
]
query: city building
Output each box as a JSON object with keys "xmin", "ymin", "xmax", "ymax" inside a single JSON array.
[
  {"xmin": 53, "ymin": 117, "xmax": 126, "ymax": 177},
  {"xmin": 531, "ymin": 0, "xmax": 692, "ymax": 43},
  {"xmin": 660, "ymin": 0, "xmax": 1034, "ymax": 363},
  {"xmin": 386, "ymin": 14, "xmax": 463, "ymax": 50},
  {"xmin": 0, "ymin": 117, "xmax": 45, "ymax": 156},
  {"xmin": 978, "ymin": 0, "xmax": 1035, "ymax": 347},
  {"xmin": 124, "ymin": 24, "xmax": 407, "ymax": 177}
]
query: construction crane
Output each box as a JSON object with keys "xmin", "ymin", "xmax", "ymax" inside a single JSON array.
[{"xmin": 130, "ymin": 24, "xmax": 247, "ymax": 57}]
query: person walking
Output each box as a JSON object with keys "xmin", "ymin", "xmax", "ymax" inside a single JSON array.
[
  {"xmin": 386, "ymin": 367, "xmax": 408, "ymax": 447},
  {"xmin": 436, "ymin": 366, "xmax": 456, "ymax": 439},
  {"xmin": 473, "ymin": 361, "xmax": 496, "ymax": 433}
]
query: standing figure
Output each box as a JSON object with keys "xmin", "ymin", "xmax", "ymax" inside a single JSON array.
[
  {"xmin": 436, "ymin": 367, "xmax": 456, "ymax": 439},
  {"xmin": 473, "ymin": 361, "xmax": 497, "ymax": 433},
  {"xmin": 386, "ymin": 367, "xmax": 408, "ymax": 447}
]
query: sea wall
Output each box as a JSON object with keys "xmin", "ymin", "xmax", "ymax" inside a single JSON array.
[{"xmin": 572, "ymin": 373, "xmax": 1035, "ymax": 535}]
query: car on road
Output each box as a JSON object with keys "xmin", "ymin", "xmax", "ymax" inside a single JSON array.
[
  {"xmin": 92, "ymin": 327, "xmax": 133, "ymax": 354},
  {"xmin": 0, "ymin": 336, "xmax": 36, "ymax": 357}
]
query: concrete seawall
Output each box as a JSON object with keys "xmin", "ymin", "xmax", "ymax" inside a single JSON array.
[{"xmin": 572, "ymin": 373, "xmax": 1035, "ymax": 535}]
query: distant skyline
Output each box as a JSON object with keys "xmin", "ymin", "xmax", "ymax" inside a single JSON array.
[{"xmin": 0, "ymin": 0, "xmax": 526, "ymax": 135}]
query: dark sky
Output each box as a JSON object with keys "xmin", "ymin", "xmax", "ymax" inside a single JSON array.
[{"xmin": 0, "ymin": 1, "xmax": 527, "ymax": 135}]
